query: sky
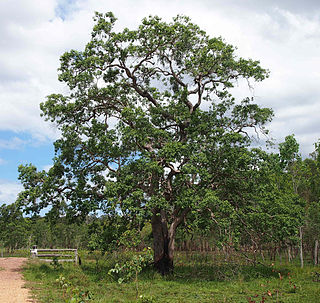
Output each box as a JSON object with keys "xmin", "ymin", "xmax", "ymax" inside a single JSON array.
[{"xmin": 1, "ymin": 0, "xmax": 320, "ymax": 205}]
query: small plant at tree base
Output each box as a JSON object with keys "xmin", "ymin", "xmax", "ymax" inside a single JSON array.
[
  {"xmin": 108, "ymin": 247, "xmax": 153, "ymax": 283},
  {"xmin": 108, "ymin": 248, "xmax": 153, "ymax": 297}
]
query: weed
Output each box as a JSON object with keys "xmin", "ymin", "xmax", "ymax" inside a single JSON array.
[
  {"xmin": 56, "ymin": 274, "xmax": 93, "ymax": 303},
  {"xmin": 51, "ymin": 256, "xmax": 63, "ymax": 270},
  {"xmin": 137, "ymin": 294, "xmax": 156, "ymax": 303}
]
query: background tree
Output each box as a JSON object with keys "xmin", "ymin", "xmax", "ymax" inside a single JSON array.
[
  {"xmin": 18, "ymin": 12, "xmax": 274, "ymax": 274},
  {"xmin": 0, "ymin": 203, "xmax": 30, "ymax": 252},
  {"xmin": 305, "ymin": 202, "xmax": 320, "ymax": 264},
  {"xmin": 296, "ymin": 141, "xmax": 320, "ymax": 265}
]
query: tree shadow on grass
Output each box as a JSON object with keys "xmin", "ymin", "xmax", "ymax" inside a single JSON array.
[{"xmin": 140, "ymin": 263, "xmax": 290, "ymax": 283}]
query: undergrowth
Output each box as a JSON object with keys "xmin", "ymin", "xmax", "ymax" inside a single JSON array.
[{"xmin": 22, "ymin": 251, "xmax": 320, "ymax": 303}]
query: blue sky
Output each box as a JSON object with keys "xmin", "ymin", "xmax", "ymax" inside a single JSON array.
[
  {"xmin": 0, "ymin": 131, "xmax": 54, "ymax": 181},
  {"xmin": 55, "ymin": 0, "xmax": 79, "ymax": 20},
  {"xmin": 1, "ymin": 0, "xmax": 320, "ymax": 205}
]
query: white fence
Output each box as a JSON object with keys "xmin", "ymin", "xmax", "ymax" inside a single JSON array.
[{"xmin": 31, "ymin": 248, "xmax": 78, "ymax": 264}]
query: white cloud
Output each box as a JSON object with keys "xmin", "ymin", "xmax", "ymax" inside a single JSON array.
[
  {"xmin": 0, "ymin": 180, "xmax": 23, "ymax": 205},
  {"xmin": 42, "ymin": 164, "xmax": 53, "ymax": 172},
  {"xmin": 0, "ymin": 0, "xmax": 319, "ymax": 157},
  {"xmin": 0, "ymin": 0, "xmax": 92, "ymax": 142},
  {"xmin": 0, "ymin": 135, "xmax": 53, "ymax": 150},
  {"xmin": 0, "ymin": 137, "xmax": 27, "ymax": 150}
]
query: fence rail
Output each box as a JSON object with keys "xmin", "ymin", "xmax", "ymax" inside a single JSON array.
[{"xmin": 30, "ymin": 248, "xmax": 78, "ymax": 264}]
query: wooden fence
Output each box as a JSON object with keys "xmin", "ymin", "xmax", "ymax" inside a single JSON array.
[{"xmin": 31, "ymin": 248, "xmax": 78, "ymax": 264}]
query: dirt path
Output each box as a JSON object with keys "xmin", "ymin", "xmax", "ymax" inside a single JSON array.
[{"xmin": 0, "ymin": 258, "xmax": 34, "ymax": 303}]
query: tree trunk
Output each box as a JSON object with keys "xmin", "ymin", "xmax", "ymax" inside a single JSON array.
[
  {"xmin": 314, "ymin": 239, "xmax": 319, "ymax": 265},
  {"xmin": 288, "ymin": 246, "xmax": 292, "ymax": 262},
  {"xmin": 151, "ymin": 212, "xmax": 174, "ymax": 275},
  {"xmin": 299, "ymin": 226, "xmax": 304, "ymax": 268},
  {"xmin": 151, "ymin": 208, "xmax": 189, "ymax": 275}
]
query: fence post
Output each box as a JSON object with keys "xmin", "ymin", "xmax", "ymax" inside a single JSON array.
[{"xmin": 30, "ymin": 245, "xmax": 38, "ymax": 258}]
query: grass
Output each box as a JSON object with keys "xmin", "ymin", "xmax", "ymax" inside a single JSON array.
[{"xmin": 22, "ymin": 251, "xmax": 320, "ymax": 303}]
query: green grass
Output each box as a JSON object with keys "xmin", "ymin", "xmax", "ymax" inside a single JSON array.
[{"xmin": 22, "ymin": 251, "xmax": 320, "ymax": 303}]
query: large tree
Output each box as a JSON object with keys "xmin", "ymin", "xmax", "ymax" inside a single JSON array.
[{"xmin": 18, "ymin": 13, "xmax": 273, "ymax": 274}]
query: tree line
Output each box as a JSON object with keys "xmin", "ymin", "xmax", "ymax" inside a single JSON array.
[{"xmin": 1, "ymin": 135, "xmax": 320, "ymax": 265}]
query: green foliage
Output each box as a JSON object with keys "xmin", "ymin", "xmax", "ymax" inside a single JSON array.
[
  {"xmin": 0, "ymin": 203, "xmax": 30, "ymax": 251},
  {"xmin": 305, "ymin": 202, "xmax": 320, "ymax": 246},
  {"xmin": 17, "ymin": 163, "xmax": 68, "ymax": 217},
  {"xmin": 56, "ymin": 274, "xmax": 93, "ymax": 303},
  {"xmin": 19, "ymin": 12, "xmax": 272, "ymax": 221},
  {"xmin": 87, "ymin": 215, "xmax": 128, "ymax": 253},
  {"xmin": 279, "ymin": 135, "xmax": 301, "ymax": 169},
  {"xmin": 51, "ymin": 256, "xmax": 63, "ymax": 270},
  {"xmin": 119, "ymin": 229, "xmax": 142, "ymax": 249},
  {"xmin": 137, "ymin": 295, "xmax": 156, "ymax": 303},
  {"xmin": 108, "ymin": 247, "xmax": 154, "ymax": 284}
]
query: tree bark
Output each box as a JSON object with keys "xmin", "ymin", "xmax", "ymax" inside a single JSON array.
[
  {"xmin": 151, "ymin": 211, "xmax": 173, "ymax": 275},
  {"xmin": 314, "ymin": 239, "xmax": 319, "ymax": 266},
  {"xmin": 288, "ymin": 246, "xmax": 292, "ymax": 263},
  {"xmin": 151, "ymin": 208, "xmax": 189, "ymax": 275},
  {"xmin": 299, "ymin": 226, "xmax": 304, "ymax": 268}
]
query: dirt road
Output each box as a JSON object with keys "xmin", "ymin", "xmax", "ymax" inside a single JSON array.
[{"xmin": 0, "ymin": 258, "xmax": 34, "ymax": 303}]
